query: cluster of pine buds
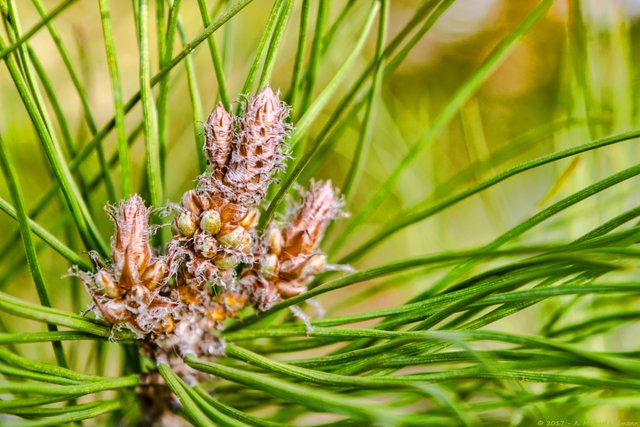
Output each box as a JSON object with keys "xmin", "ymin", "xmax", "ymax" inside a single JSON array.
[{"xmin": 73, "ymin": 86, "xmax": 344, "ymax": 368}]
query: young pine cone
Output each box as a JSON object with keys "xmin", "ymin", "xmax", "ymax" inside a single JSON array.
[
  {"xmin": 201, "ymin": 85, "xmax": 289, "ymax": 205},
  {"xmin": 74, "ymin": 195, "xmax": 175, "ymax": 336},
  {"xmin": 204, "ymin": 103, "xmax": 233, "ymax": 182},
  {"xmin": 168, "ymin": 86, "xmax": 288, "ymax": 308},
  {"xmin": 238, "ymin": 181, "xmax": 344, "ymax": 311}
]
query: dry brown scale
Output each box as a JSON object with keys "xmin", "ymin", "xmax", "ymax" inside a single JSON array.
[{"xmin": 72, "ymin": 86, "xmax": 345, "ymax": 374}]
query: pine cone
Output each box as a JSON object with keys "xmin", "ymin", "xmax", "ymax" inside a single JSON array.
[
  {"xmin": 239, "ymin": 181, "xmax": 344, "ymax": 309},
  {"xmin": 200, "ymin": 86, "xmax": 290, "ymax": 205},
  {"xmin": 75, "ymin": 195, "xmax": 176, "ymax": 336},
  {"xmin": 204, "ymin": 102, "xmax": 233, "ymax": 180}
]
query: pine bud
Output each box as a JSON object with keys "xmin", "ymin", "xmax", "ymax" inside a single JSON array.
[
  {"xmin": 222, "ymin": 86, "xmax": 289, "ymax": 205},
  {"xmin": 194, "ymin": 233, "xmax": 219, "ymax": 258},
  {"xmin": 177, "ymin": 212, "xmax": 197, "ymax": 237},
  {"xmin": 95, "ymin": 270, "xmax": 124, "ymax": 298},
  {"xmin": 238, "ymin": 208, "xmax": 259, "ymax": 230},
  {"xmin": 141, "ymin": 260, "xmax": 167, "ymax": 291},
  {"xmin": 181, "ymin": 190, "xmax": 206, "ymax": 216},
  {"xmin": 200, "ymin": 210, "xmax": 222, "ymax": 235},
  {"xmin": 283, "ymin": 181, "xmax": 341, "ymax": 256},
  {"xmin": 204, "ymin": 102, "xmax": 234, "ymax": 174},
  {"xmin": 301, "ymin": 253, "xmax": 327, "ymax": 277},
  {"xmin": 276, "ymin": 280, "xmax": 307, "ymax": 298},
  {"xmin": 268, "ymin": 228, "xmax": 284, "ymax": 255},
  {"xmin": 214, "ymin": 253, "xmax": 239, "ymax": 269},
  {"xmin": 260, "ymin": 254, "xmax": 279, "ymax": 280},
  {"xmin": 216, "ymin": 225, "xmax": 245, "ymax": 249},
  {"xmin": 109, "ymin": 195, "xmax": 153, "ymax": 272},
  {"xmin": 73, "ymin": 88, "xmax": 344, "ymax": 356},
  {"xmin": 98, "ymin": 298, "xmax": 131, "ymax": 324}
]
